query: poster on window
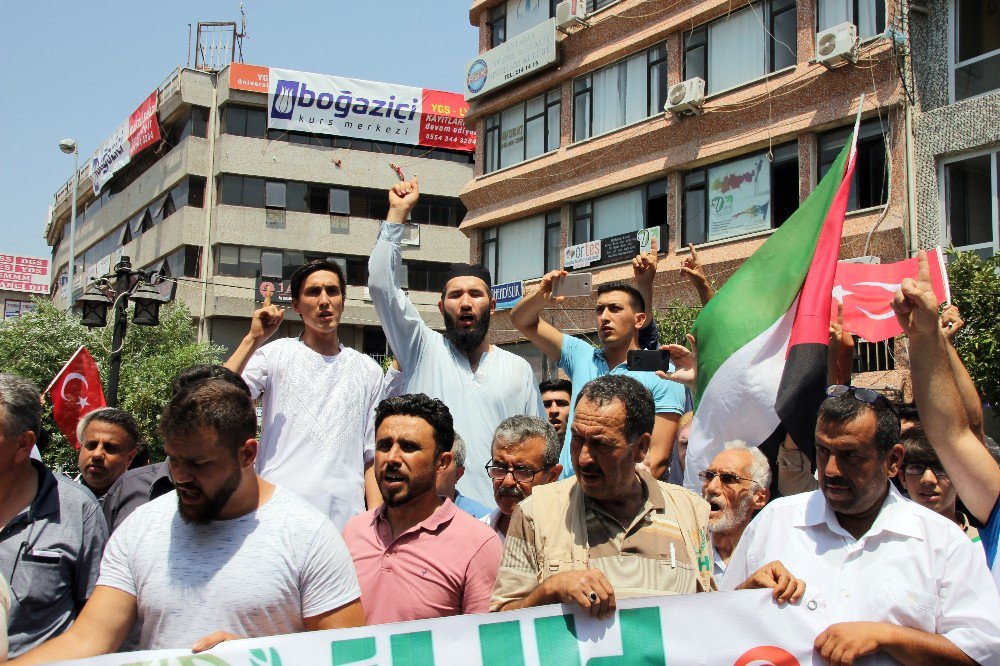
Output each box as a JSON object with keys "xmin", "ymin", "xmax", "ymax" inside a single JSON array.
[{"xmin": 707, "ymin": 154, "xmax": 771, "ymax": 242}]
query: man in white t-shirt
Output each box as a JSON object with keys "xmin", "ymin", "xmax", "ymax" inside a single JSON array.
[
  {"xmin": 225, "ymin": 259, "xmax": 384, "ymax": 529},
  {"xmin": 10, "ymin": 372, "xmax": 365, "ymax": 664}
]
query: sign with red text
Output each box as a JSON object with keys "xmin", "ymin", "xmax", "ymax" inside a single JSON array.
[
  {"xmin": 128, "ymin": 91, "xmax": 161, "ymax": 157},
  {"xmin": 0, "ymin": 254, "xmax": 50, "ymax": 294},
  {"xmin": 268, "ymin": 68, "xmax": 474, "ymax": 152}
]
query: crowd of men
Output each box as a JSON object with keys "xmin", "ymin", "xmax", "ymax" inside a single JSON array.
[{"xmin": 0, "ymin": 178, "xmax": 998, "ymax": 665}]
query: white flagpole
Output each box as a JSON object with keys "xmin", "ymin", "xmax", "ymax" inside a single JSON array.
[
  {"xmin": 847, "ymin": 93, "xmax": 865, "ymax": 173},
  {"xmin": 935, "ymin": 245, "xmax": 952, "ymax": 305},
  {"xmin": 44, "ymin": 345, "xmax": 85, "ymax": 396}
]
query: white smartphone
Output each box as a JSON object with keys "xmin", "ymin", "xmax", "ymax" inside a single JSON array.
[{"xmin": 552, "ymin": 273, "xmax": 593, "ymax": 298}]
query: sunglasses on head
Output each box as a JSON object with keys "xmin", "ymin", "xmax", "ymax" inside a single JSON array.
[{"xmin": 826, "ymin": 385, "xmax": 896, "ymax": 413}]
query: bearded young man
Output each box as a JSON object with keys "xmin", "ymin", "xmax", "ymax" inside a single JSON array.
[
  {"xmin": 10, "ymin": 372, "xmax": 365, "ymax": 664},
  {"xmin": 368, "ymin": 178, "xmax": 544, "ymax": 508}
]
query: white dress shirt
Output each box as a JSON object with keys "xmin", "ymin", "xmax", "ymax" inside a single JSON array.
[
  {"xmin": 481, "ymin": 507, "xmax": 506, "ymax": 542},
  {"xmin": 721, "ymin": 485, "xmax": 1000, "ymax": 665}
]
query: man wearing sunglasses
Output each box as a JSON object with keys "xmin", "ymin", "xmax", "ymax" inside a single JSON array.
[
  {"xmin": 481, "ymin": 416, "xmax": 563, "ymax": 539},
  {"xmin": 722, "ymin": 380, "xmax": 1000, "ymax": 664}
]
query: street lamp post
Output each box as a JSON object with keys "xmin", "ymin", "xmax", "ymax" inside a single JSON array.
[{"xmin": 58, "ymin": 139, "xmax": 79, "ymax": 307}]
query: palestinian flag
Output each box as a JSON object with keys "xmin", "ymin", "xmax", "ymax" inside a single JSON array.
[{"xmin": 682, "ymin": 132, "xmax": 859, "ymax": 492}]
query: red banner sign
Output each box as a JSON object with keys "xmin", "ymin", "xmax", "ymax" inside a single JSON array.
[
  {"xmin": 128, "ymin": 91, "xmax": 161, "ymax": 157},
  {"xmin": 419, "ymin": 89, "xmax": 475, "ymax": 152}
]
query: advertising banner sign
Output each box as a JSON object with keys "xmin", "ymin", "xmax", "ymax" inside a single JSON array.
[
  {"xmin": 492, "ymin": 280, "xmax": 523, "ymax": 310},
  {"xmin": 267, "ymin": 68, "xmax": 475, "ymax": 152},
  {"xmin": 128, "ymin": 91, "xmax": 161, "ymax": 157},
  {"xmin": 3, "ymin": 300, "xmax": 36, "ymax": 319},
  {"xmin": 255, "ymin": 277, "xmax": 293, "ymax": 306},
  {"xmin": 0, "ymin": 254, "xmax": 50, "ymax": 294},
  {"xmin": 464, "ymin": 18, "xmax": 557, "ymax": 100},
  {"xmin": 565, "ymin": 226, "xmax": 665, "ymax": 271},
  {"xmin": 707, "ymin": 154, "xmax": 771, "ymax": 242},
  {"xmin": 54, "ymin": 590, "xmax": 830, "ymax": 666},
  {"xmin": 229, "ymin": 63, "xmax": 270, "ymax": 93},
  {"xmin": 90, "ymin": 120, "xmax": 130, "ymax": 196},
  {"xmin": 563, "ymin": 240, "xmax": 602, "ymax": 269}
]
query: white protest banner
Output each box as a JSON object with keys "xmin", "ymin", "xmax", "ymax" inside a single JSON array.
[
  {"xmin": 90, "ymin": 120, "xmax": 130, "ymax": 196},
  {"xmin": 0, "ymin": 254, "xmax": 50, "ymax": 294},
  {"xmin": 268, "ymin": 69, "xmax": 474, "ymax": 152},
  {"xmin": 54, "ymin": 590, "xmax": 834, "ymax": 666},
  {"xmin": 707, "ymin": 153, "xmax": 771, "ymax": 242}
]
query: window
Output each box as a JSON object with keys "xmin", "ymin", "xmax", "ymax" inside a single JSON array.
[
  {"xmin": 574, "ymin": 181, "xmax": 667, "ymax": 244},
  {"xmin": 489, "ymin": 0, "xmax": 559, "ymax": 46},
  {"xmin": 265, "ymin": 181, "xmax": 286, "ymax": 209},
  {"xmin": 223, "ymin": 105, "xmax": 266, "ymax": 138},
  {"xmin": 817, "ymin": 0, "xmax": 886, "ymax": 40},
  {"xmin": 482, "ymin": 228, "xmax": 498, "ymax": 281},
  {"xmin": 951, "ymin": 0, "xmax": 1000, "ymax": 101},
  {"xmin": 330, "ymin": 188, "xmax": 350, "ymax": 215},
  {"xmin": 156, "ymin": 246, "xmax": 201, "ymax": 279},
  {"xmin": 307, "ymin": 185, "xmax": 329, "ymax": 214},
  {"xmin": 818, "ymin": 118, "xmax": 889, "ymax": 212},
  {"xmin": 220, "ymin": 175, "xmax": 266, "ymax": 207},
  {"xmin": 684, "ymin": 0, "xmax": 797, "ymax": 95},
  {"xmin": 261, "ymin": 250, "xmax": 283, "ymax": 278},
  {"xmin": 853, "ymin": 337, "xmax": 895, "ymax": 373},
  {"xmin": 574, "ymin": 44, "xmax": 667, "ymax": 141},
  {"xmin": 683, "ymin": 143, "xmax": 799, "ymax": 245},
  {"xmin": 405, "ymin": 261, "xmax": 451, "ymax": 292},
  {"xmin": 484, "ymin": 88, "xmax": 561, "ymax": 173},
  {"xmin": 482, "ymin": 211, "xmax": 561, "ymax": 284},
  {"xmin": 490, "ymin": 4, "xmax": 506, "ymax": 47},
  {"xmin": 188, "ymin": 176, "xmax": 206, "ymax": 207},
  {"xmin": 943, "ymin": 150, "xmax": 999, "ymax": 257},
  {"xmin": 588, "ymin": 0, "xmax": 619, "ymax": 11}
]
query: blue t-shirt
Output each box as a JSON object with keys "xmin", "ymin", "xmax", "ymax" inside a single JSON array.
[
  {"xmin": 983, "ymin": 497, "xmax": 999, "ymax": 589},
  {"xmin": 557, "ymin": 335, "xmax": 687, "ymax": 479},
  {"xmin": 453, "ymin": 492, "xmax": 491, "ymax": 519}
]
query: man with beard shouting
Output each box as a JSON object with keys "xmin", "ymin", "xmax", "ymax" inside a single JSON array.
[
  {"xmin": 11, "ymin": 371, "xmax": 365, "ymax": 663},
  {"xmin": 343, "ymin": 394, "xmax": 502, "ymax": 623},
  {"xmin": 368, "ymin": 178, "xmax": 544, "ymax": 508}
]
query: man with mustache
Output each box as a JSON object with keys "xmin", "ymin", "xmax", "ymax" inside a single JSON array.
[
  {"xmin": 74, "ymin": 408, "xmax": 141, "ymax": 501},
  {"xmin": 368, "ymin": 178, "xmax": 544, "ymax": 508},
  {"xmin": 11, "ymin": 370, "xmax": 365, "ymax": 664},
  {"xmin": 492, "ymin": 375, "xmax": 804, "ymax": 617},
  {"xmin": 700, "ymin": 441, "xmax": 770, "ymax": 586},
  {"xmin": 482, "ymin": 415, "xmax": 563, "ymax": 539},
  {"xmin": 343, "ymin": 394, "xmax": 502, "ymax": 624},
  {"xmin": 225, "ymin": 259, "xmax": 385, "ymax": 529},
  {"xmin": 721, "ymin": 383, "xmax": 1000, "ymax": 665}
]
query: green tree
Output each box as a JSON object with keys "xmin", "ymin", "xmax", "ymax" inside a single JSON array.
[
  {"xmin": 654, "ymin": 298, "xmax": 702, "ymax": 346},
  {"xmin": 945, "ymin": 248, "xmax": 1000, "ymax": 406},
  {"xmin": 0, "ymin": 299, "xmax": 224, "ymax": 471}
]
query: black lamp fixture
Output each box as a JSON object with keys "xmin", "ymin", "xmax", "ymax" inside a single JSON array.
[
  {"xmin": 130, "ymin": 281, "xmax": 171, "ymax": 326},
  {"xmin": 75, "ymin": 282, "xmax": 113, "ymax": 328}
]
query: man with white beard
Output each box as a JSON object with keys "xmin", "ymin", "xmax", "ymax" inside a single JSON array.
[{"xmin": 698, "ymin": 441, "xmax": 770, "ymax": 586}]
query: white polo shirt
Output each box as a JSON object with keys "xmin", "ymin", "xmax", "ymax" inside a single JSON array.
[{"xmin": 721, "ymin": 486, "xmax": 1000, "ymax": 665}]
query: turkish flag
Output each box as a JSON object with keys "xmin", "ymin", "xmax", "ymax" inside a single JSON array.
[
  {"xmin": 47, "ymin": 346, "xmax": 106, "ymax": 450},
  {"xmin": 830, "ymin": 247, "xmax": 950, "ymax": 342}
]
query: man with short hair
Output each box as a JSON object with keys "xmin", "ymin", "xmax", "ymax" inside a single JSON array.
[
  {"xmin": 75, "ymin": 408, "xmax": 141, "ymax": 500},
  {"xmin": 666, "ymin": 411, "xmax": 693, "ymax": 485},
  {"xmin": 437, "ymin": 434, "xmax": 491, "ymax": 519},
  {"xmin": 343, "ymin": 394, "xmax": 503, "ymax": 624},
  {"xmin": 512, "ymin": 273, "xmax": 686, "ymax": 482},
  {"xmin": 12, "ymin": 371, "xmax": 365, "ymax": 664},
  {"xmin": 225, "ymin": 259, "xmax": 384, "ymax": 529},
  {"xmin": 482, "ymin": 415, "xmax": 563, "ymax": 539},
  {"xmin": 700, "ymin": 441, "xmax": 770, "ymax": 585},
  {"xmin": 368, "ymin": 178, "xmax": 543, "ymax": 508},
  {"xmin": 492, "ymin": 375, "xmax": 802, "ymax": 617},
  {"xmin": 0, "ymin": 374, "xmax": 107, "ymax": 657},
  {"xmin": 722, "ymin": 386, "xmax": 1000, "ymax": 664},
  {"xmin": 539, "ymin": 379, "xmax": 572, "ymax": 437}
]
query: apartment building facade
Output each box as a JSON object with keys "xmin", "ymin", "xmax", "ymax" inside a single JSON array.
[
  {"xmin": 461, "ymin": 0, "xmax": 911, "ymax": 388},
  {"xmin": 46, "ymin": 64, "xmax": 475, "ymax": 356}
]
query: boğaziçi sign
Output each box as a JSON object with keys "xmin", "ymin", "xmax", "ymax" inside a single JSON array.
[
  {"xmin": 564, "ymin": 226, "xmax": 665, "ymax": 270},
  {"xmin": 464, "ymin": 18, "xmax": 558, "ymax": 101},
  {"xmin": 267, "ymin": 68, "xmax": 475, "ymax": 153},
  {"xmin": 492, "ymin": 280, "xmax": 524, "ymax": 310},
  {"xmin": 0, "ymin": 254, "xmax": 50, "ymax": 294},
  {"xmin": 55, "ymin": 590, "xmax": 829, "ymax": 666},
  {"xmin": 256, "ymin": 277, "xmax": 293, "ymax": 306},
  {"xmin": 90, "ymin": 90, "xmax": 162, "ymax": 195}
]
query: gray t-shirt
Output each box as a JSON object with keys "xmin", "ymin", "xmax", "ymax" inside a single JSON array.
[{"xmin": 98, "ymin": 486, "xmax": 361, "ymax": 650}]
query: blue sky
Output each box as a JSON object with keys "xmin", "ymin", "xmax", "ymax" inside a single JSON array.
[{"xmin": 0, "ymin": 1, "xmax": 478, "ymax": 259}]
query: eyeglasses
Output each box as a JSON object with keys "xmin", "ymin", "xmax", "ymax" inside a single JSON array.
[
  {"xmin": 698, "ymin": 470, "xmax": 754, "ymax": 486},
  {"xmin": 485, "ymin": 460, "xmax": 548, "ymax": 483},
  {"xmin": 903, "ymin": 463, "xmax": 948, "ymax": 478},
  {"xmin": 826, "ymin": 385, "xmax": 896, "ymax": 413}
]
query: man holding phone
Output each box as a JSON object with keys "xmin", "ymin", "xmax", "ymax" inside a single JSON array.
[{"xmin": 510, "ymin": 254, "xmax": 686, "ymax": 481}]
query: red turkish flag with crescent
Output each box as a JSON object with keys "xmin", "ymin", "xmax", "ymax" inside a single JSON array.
[
  {"xmin": 831, "ymin": 247, "xmax": 950, "ymax": 342},
  {"xmin": 48, "ymin": 346, "xmax": 106, "ymax": 450}
]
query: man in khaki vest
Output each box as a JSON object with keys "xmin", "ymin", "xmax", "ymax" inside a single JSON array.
[{"xmin": 491, "ymin": 375, "xmax": 803, "ymax": 619}]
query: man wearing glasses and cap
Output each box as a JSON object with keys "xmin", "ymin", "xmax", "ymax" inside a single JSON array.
[{"xmin": 722, "ymin": 383, "xmax": 1000, "ymax": 664}]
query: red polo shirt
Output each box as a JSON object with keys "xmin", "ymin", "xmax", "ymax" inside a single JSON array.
[{"xmin": 342, "ymin": 498, "xmax": 502, "ymax": 625}]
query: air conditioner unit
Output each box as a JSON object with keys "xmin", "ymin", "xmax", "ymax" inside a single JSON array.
[
  {"xmin": 556, "ymin": 0, "xmax": 588, "ymax": 32},
  {"xmin": 664, "ymin": 77, "xmax": 705, "ymax": 115},
  {"xmin": 816, "ymin": 22, "xmax": 860, "ymax": 67}
]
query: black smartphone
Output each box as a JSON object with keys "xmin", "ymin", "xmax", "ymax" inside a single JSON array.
[{"xmin": 626, "ymin": 349, "xmax": 671, "ymax": 372}]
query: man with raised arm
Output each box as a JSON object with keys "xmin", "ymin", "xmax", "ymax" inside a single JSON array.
[
  {"xmin": 894, "ymin": 251, "xmax": 1000, "ymax": 589},
  {"xmin": 224, "ymin": 259, "xmax": 384, "ymax": 528},
  {"xmin": 510, "ymin": 252, "xmax": 686, "ymax": 481},
  {"xmin": 367, "ymin": 177, "xmax": 543, "ymax": 508}
]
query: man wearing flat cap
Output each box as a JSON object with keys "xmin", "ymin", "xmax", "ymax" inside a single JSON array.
[{"xmin": 368, "ymin": 177, "xmax": 544, "ymax": 508}]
